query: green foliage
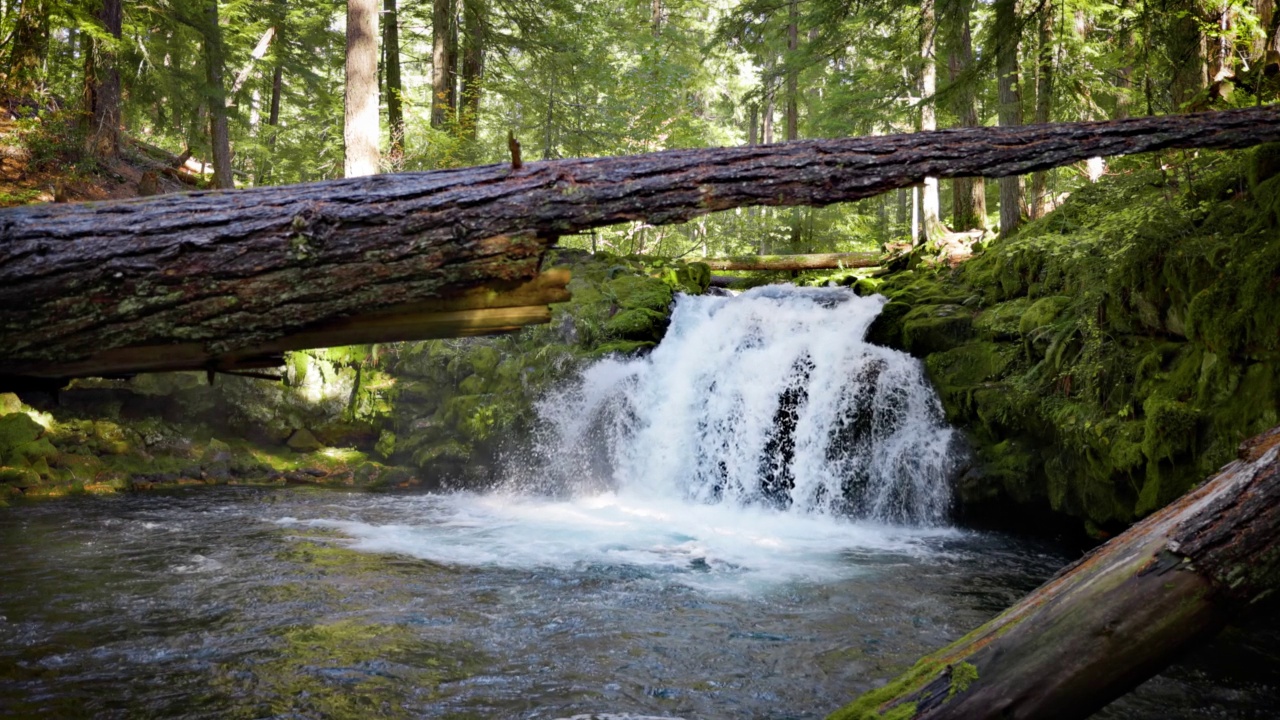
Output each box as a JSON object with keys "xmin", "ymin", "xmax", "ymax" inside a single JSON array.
[{"xmin": 882, "ymin": 151, "xmax": 1280, "ymax": 530}]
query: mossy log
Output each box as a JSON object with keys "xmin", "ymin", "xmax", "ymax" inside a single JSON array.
[
  {"xmin": 829, "ymin": 425, "xmax": 1280, "ymax": 720},
  {"xmin": 703, "ymin": 252, "xmax": 879, "ymax": 271},
  {"xmin": 3, "ymin": 105, "xmax": 1280, "ymax": 386}
]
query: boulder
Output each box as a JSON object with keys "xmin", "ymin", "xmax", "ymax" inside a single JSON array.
[{"xmin": 286, "ymin": 428, "xmax": 324, "ymax": 452}]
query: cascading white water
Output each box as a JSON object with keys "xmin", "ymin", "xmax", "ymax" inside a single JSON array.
[{"xmin": 522, "ymin": 285, "xmax": 958, "ymax": 525}]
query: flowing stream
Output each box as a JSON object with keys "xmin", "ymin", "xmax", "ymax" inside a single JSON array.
[{"xmin": 0, "ymin": 288, "xmax": 1276, "ymax": 718}]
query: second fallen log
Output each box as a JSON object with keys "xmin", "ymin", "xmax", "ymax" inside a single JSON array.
[
  {"xmin": 702, "ymin": 253, "xmax": 879, "ymax": 272},
  {"xmin": 827, "ymin": 426, "xmax": 1280, "ymax": 720}
]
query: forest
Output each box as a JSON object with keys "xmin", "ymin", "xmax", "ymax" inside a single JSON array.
[
  {"xmin": 4, "ymin": 0, "xmax": 1276, "ymax": 249},
  {"xmin": 1, "ymin": 1, "xmax": 1280, "ymax": 719}
]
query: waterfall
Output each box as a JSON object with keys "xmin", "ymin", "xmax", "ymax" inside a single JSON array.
[{"xmin": 522, "ymin": 285, "xmax": 958, "ymax": 525}]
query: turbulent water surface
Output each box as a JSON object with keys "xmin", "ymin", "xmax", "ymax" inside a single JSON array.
[{"xmin": 1, "ymin": 288, "xmax": 1276, "ymax": 718}]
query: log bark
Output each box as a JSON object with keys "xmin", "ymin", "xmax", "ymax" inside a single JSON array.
[
  {"xmin": 2, "ymin": 106, "xmax": 1280, "ymax": 384},
  {"xmin": 703, "ymin": 253, "xmax": 879, "ymax": 272},
  {"xmin": 828, "ymin": 425, "xmax": 1280, "ymax": 720}
]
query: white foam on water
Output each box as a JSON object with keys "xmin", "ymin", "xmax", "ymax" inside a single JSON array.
[
  {"xmin": 276, "ymin": 490, "xmax": 955, "ymax": 593},
  {"xmin": 279, "ymin": 286, "xmax": 961, "ymax": 592}
]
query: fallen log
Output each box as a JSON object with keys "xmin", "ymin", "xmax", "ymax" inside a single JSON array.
[
  {"xmin": 703, "ymin": 252, "xmax": 878, "ymax": 272},
  {"xmin": 2, "ymin": 105, "xmax": 1280, "ymax": 384},
  {"xmin": 827, "ymin": 425, "xmax": 1280, "ymax": 720}
]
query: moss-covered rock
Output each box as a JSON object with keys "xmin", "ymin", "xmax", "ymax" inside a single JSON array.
[
  {"xmin": 0, "ymin": 412, "xmax": 43, "ymax": 460},
  {"xmin": 605, "ymin": 307, "xmax": 669, "ymax": 341},
  {"xmin": 286, "ymin": 429, "xmax": 324, "ymax": 452},
  {"xmin": 901, "ymin": 304, "xmax": 974, "ymax": 356},
  {"xmin": 607, "ymin": 274, "xmax": 674, "ymax": 313}
]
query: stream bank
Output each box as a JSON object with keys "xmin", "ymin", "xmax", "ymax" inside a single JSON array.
[
  {"xmin": 863, "ymin": 147, "xmax": 1280, "ymax": 535},
  {"xmin": 0, "ymin": 251, "xmax": 711, "ymax": 505}
]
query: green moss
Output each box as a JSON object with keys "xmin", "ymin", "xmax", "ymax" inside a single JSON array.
[
  {"xmin": 606, "ymin": 274, "xmax": 674, "ymax": 313},
  {"xmin": 1018, "ymin": 296, "xmax": 1072, "ymax": 337},
  {"xmin": 873, "ymin": 152, "xmax": 1280, "ymax": 528},
  {"xmin": 0, "ymin": 466, "xmax": 41, "ymax": 487},
  {"xmin": 853, "ymin": 277, "xmax": 883, "ymax": 296},
  {"xmin": 973, "ymin": 298, "xmax": 1031, "ymax": 340},
  {"xmin": 0, "ymin": 413, "xmax": 44, "ymax": 463},
  {"xmin": 592, "ymin": 340, "xmax": 655, "ymax": 356},
  {"xmin": 605, "ymin": 307, "xmax": 669, "ymax": 341},
  {"xmin": 901, "ymin": 304, "xmax": 974, "ymax": 356},
  {"xmin": 948, "ymin": 662, "xmax": 978, "ymax": 698},
  {"xmin": 1249, "ymin": 143, "xmax": 1280, "ymax": 191}
]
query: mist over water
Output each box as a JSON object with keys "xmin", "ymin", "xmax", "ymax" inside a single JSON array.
[{"xmin": 305, "ymin": 286, "xmax": 963, "ymax": 594}]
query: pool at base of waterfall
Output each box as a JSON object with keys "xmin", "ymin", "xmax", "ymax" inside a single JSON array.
[{"xmin": 0, "ymin": 486, "xmax": 1276, "ymax": 720}]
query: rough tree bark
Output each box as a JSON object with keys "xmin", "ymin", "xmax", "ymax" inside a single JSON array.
[
  {"xmin": 85, "ymin": 0, "xmax": 122, "ymax": 160},
  {"xmin": 786, "ymin": 0, "xmax": 799, "ymax": 143},
  {"xmin": 1030, "ymin": 1, "xmax": 1055, "ymax": 219},
  {"xmin": 919, "ymin": 0, "xmax": 945, "ymax": 243},
  {"xmin": 459, "ymin": 0, "xmax": 488, "ymax": 142},
  {"xmin": 431, "ymin": 0, "xmax": 456, "ymax": 128},
  {"xmin": 202, "ymin": 1, "xmax": 234, "ymax": 190},
  {"xmin": 703, "ymin": 253, "xmax": 878, "ymax": 272},
  {"xmin": 1, "ymin": 106, "xmax": 1279, "ymax": 384},
  {"xmin": 944, "ymin": 0, "xmax": 986, "ymax": 231},
  {"xmin": 345, "ymin": 0, "xmax": 380, "ymax": 177},
  {"xmin": 828, "ymin": 425, "xmax": 1280, "ymax": 720},
  {"xmin": 384, "ymin": 0, "xmax": 405, "ymax": 163},
  {"xmin": 995, "ymin": 0, "xmax": 1023, "ymax": 236},
  {"xmin": 5, "ymin": 0, "xmax": 48, "ymax": 100}
]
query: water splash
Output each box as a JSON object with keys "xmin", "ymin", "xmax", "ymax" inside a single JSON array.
[{"xmin": 519, "ymin": 285, "xmax": 958, "ymax": 525}]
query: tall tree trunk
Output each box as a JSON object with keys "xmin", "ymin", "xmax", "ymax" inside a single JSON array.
[
  {"xmin": 995, "ymin": 0, "xmax": 1023, "ymax": 237},
  {"xmin": 383, "ymin": 0, "xmax": 405, "ymax": 162},
  {"xmin": 84, "ymin": 0, "xmax": 122, "ymax": 159},
  {"xmin": 785, "ymin": 0, "xmax": 799, "ymax": 142},
  {"xmin": 6, "ymin": 0, "xmax": 48, "ymax": 100},
  {"xmin": 431, "ymin": 0, "xmax": 456, "ymax": 128},
  {"xmin": 762, "ymin": 67, "xmax": 775, "ymax": 144},
  {"xmin": 1116, "ymin": 0, "xmax": 1135, "ymax": 119},
  {"xmin": 651, "ymin": 0, "xmax": 663, "ymax": 36},
  {"xmin": 1170, "ymin": 1, "xmax": 1208, "ymax": 109},
  {"xmin": 1030, "ymin": 1, "xmax": 1055, "ymax": 220},
  {"xmin": 203, "ymin": 1, "xmax": 234, "ymax": 189},
  {"xmin": 256, "ymin": 51, "xmax": 284, "ymax": 186},
  {"xmin": 747, "ymin": 102, "xmax": 759, "ymax": 145},
  {"xmin": 459, "ymin": 0, "xmax": 488, "ymax": 142},
  {"xmin": 345, "ymin": 0, "xmax": 379, "ymax": 177},
  {"xmin": 919, "ymin": 0, "xmax": 945, "ymax": 243},
  {"xmin": 945, "ymin": 0, "xmax": 986, "ymax": 231}
]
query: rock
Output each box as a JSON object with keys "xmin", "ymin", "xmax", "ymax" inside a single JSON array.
[
  {"xmin": 605, "ymin": 307, "xmax": 669, "ymax": 341},
  {"xmin": 675, "ymin": 261, "xmax": 711, "ymax": 294},
  {"xmin": 607, "ymin": 274, "xmax": 674, "ymax": 313},
  {"xmin": 9, "ymin": 437, "xmax": 58, "ymax": 467},
  {"xmin": 0, "ymin": 412, "xmax": 43, "ymax": 460},
  {"xmin": 375, "ymin": 430, "xmax": 396, "ymax": 459},
  {"xmin": 0, "ymin": 393, "xmax": 22, "ymax": 414},
  {"xmin": 865, "ymin": 301, "xmax": 911, "ymax": 349},
  {"xmin": 901, "ymin": 304, "xmax": 975, "ymax": 356},
  {"xmin": 286, "ymin": 428, "xmax": 324, "ymax": 452},
  {"xmin": 91, "ymin": 420, "xmax": 132, "ymax": 455},
  {"xmin": 458, "ymin": 374, "xmax": 487, "ymax": 395},
  {"xmin": 1018, "ymin": 295, "xmax": 1071, "ymax": 334},
  {"xmin": 0, "ymin": 466, "xmax": 40, "ymax": 487}
]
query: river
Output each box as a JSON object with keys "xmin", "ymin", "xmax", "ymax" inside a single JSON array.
[{"xmin": 1, "ymin": 287, "xmax": 1275, "ymax": 718}]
